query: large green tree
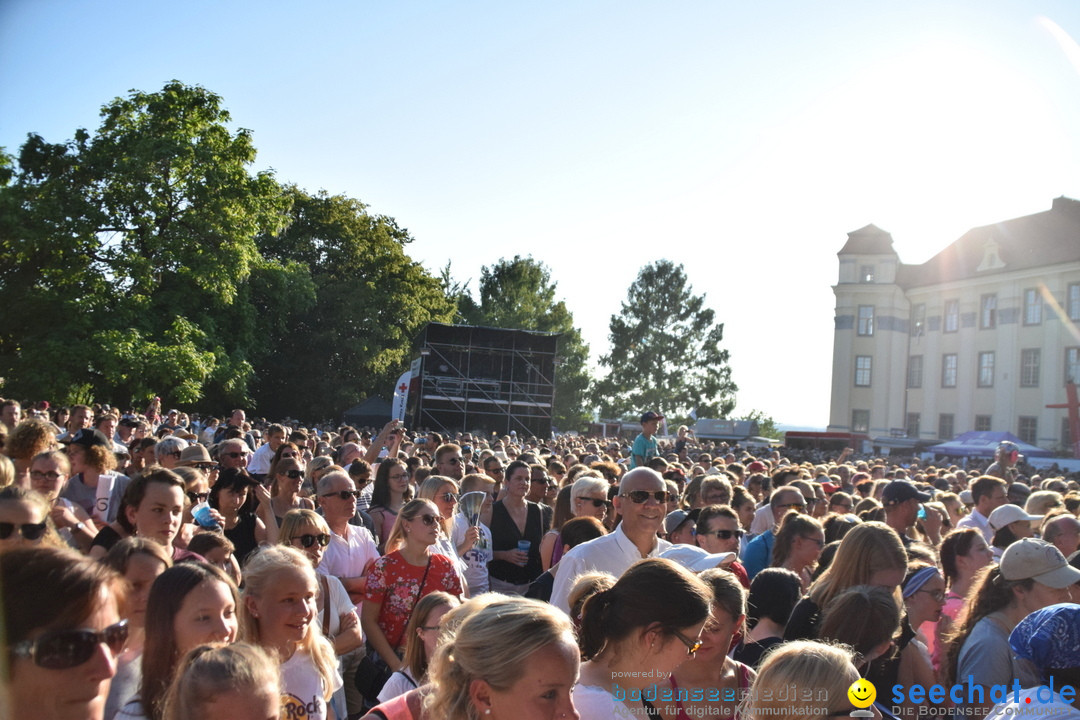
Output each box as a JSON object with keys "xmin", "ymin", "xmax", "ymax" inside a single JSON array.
[
  {"xmin": 592, "ymin": 260, "xmax": 736, "ymax": 422},
  {"xmin": 455, "ymin": 256, "xmax": 591, "ymax": 431},
  {"xmin": 0, "ymin": 81, "xmax": 299, "ymax": 408},
  {"xmin": 253, "ymin": 188, "xmax": 455, "ymax": 420}
]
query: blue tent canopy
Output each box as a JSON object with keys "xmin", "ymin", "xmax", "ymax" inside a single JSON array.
[{"xmin": 926, "ymin": 431, "xmax": 1053, "ymax": 458}]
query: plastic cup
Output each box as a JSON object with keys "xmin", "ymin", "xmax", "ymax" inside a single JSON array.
[
  {"xmin": 517, "ymin": 540, "xmax": 531, "ymax": 553},
  {"xmin": 192, "ymin": 501, "xmax": 220, "ymax": 531}
]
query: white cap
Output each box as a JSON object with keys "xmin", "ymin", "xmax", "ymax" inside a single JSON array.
[
  {"xmin": 659, "ymin": 545, "xmax": 735, "ymax": 573},
  {"xmin": 988, "ymin": 504, "xmax": 1043, "ymax": 531}
]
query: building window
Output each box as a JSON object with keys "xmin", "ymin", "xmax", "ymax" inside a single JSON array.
[
  {"xmin": 906, "ymin": 413, "xmax": 921, "ymax": 438},
  {"xmin": 944, "ymin": 299, "xmax": 959, "ymax": 333},
  {"xmin": 907, "ymin": 355, "xmax": 923, "ymax": 389},
  {"xmin": 852, "ymin": 410, "xmax": 870, "ymax": 433},
  {"xmin": 939, "ymin": 414, "xmax": 955, "ymax": 440},
  {"xmin": 1067, "ymin": 348, "xmax": 1080, "ymax": 386},
  {"xmin": 1069, "ymin": 284, "xmax": 1080, "ymax": 322},
  {"xmin": 978, "ymin": 352, "xmax": 995, "ymax": 387},
  {"xmin": 980, "ymin": 294, "xmax": 997, "ymax": 329},
  {"xmin": 942, "ymin": 354, "xmax": 958, "ymax": 388},
  {"xmin": 861, "ymin": 265, "xmax": 875, "ymax": 283},
  {"xmin": 910, "ymin": 304, "xmax": 926, "ymax": 336},
  {"xmin": 1018, "ymin": 416, "xmax": 1038, "ymax": 445},
  {"xmin": 1020, "ymin": 349, "xmax": 1041, "ymax": 388},
  {"xmin": 975, "ymin": 415, "xmax": 992, "ymax": 432},
  {"xmin": 854, "ymin": 356, "xmax": 872, "ymax": 387},
  {"xmin": 1024, "ymin": 288, "xmax": 1043, "ymax": 325},
  {"xmin": 857, "ymin": 306, "xmax": 874, "ymax": 336}
]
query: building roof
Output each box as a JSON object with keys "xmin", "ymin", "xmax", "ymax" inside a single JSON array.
[
  {"xmin": 838, "ymin": 224, "xmax": 896, "ymax": 256},
  {"xmin": 895, "ymin": 196, "xmax": 1080, "ymax": 289}
]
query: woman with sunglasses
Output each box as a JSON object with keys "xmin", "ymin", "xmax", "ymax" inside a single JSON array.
[
  {"xmin": 2, "ymin": 546, "xmax": 127, "ymax": 720},
  {"xmin": 376, "ymin": 590, "xmax": 460, "ymax": 704},
  {"xmin": 361, "ymin": 499, "xmax": 464, "ymax": 676},
  {"xmin": 118, "ymin": 562, "xmax": 240, "ymax": 720},
  {"xmin": 416, "ymin": 475, "xmax": 470, "ymax": 589},
  {"xmin": 369, "ymin": 458, "xmax": 413, "ymax": 552},
  {"xmin": 539, "ymin": 473, "xmax": 608, "ymax": 573},
  {"xmin": 269, "ymin": 457, "xmax": 315, "ymax": 524},
  {"xmin": 575, "ymin": 558, "xmax": 711, "ymax": 720},
  {"xmin": 770, "ymin": 511, "xmax": 825, "ymax": 593},
  {"xmin": 100, "ymin": 537, "xmax": 172, "ymax": 720},
  {"xmin": 898, "ymin": 564, "xmax": 945, "ymax": 697},
  {"xmin": 660, "ymin": 569, "xmax": 755, "ymax": 720},
  {"xmin": 0, "ymin": 485, "xmax": 59, "ymax": 552}
]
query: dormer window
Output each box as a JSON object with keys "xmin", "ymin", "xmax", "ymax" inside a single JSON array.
[{"xmin": 861, "ymin": 265, "xmax": 875, "ymax": 283}]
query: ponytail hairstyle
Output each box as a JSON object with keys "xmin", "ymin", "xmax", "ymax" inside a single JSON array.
[
  {"xmin": 699, "ymin": 568, "xmax": 748, "ymax": 640},
  {"xmin": 577, "ymin": 557, "xmax": 711, "ymax": 660},
  {"xmin": 772, "ymin": 511, "xmax": 823, "ymax": 567},
  {"xmin": 426, "ymin": 597, "xmax": 576, "ymax": 720},
  {"xmin": 939, "ymin": 528, "xmax": 981, "ymax": 589},
  {"xmin": 162, "ymin": 642, "xmax": 281, "ymax": 720},
  {"xmin": 818, "ymin": 585, "xmax": 900, "ymax": 667}
]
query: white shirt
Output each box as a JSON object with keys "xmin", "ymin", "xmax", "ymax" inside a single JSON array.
[
  {"xmin": 452, "ymin": 513, "xmax": 493, "ymax": 595},
  {"xmin": 572, "ymin": 683, "xmax": 638, "ymax": 720},
  {"xmin": 749, "ymin": 504, "xmax": 775, "ymax": 535},
  {"xmin": 317, "ymin": 524, "xmax": 380, "ymax": 612},
  {"xmin": 280, "ymin": 649, "xmax": 343, "ymax": 720},
  {"xmin": 549, "ymin": 524, "xmax": 671, "ymax": 614},
  {"xmin": 957, "ymin": 508, "xmax": 993, "ymax": 543},
  {"xmin": 247, "ymin": 442, "xmax": 276, "ymax": 475}
]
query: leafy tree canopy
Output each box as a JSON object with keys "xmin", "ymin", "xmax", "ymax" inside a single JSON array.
[{"xmin": 592, "ymin": 260, "xmax": 737, "ymax": 424}]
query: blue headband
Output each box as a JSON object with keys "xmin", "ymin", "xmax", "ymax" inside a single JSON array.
[{"xmin": 902, "ymin": 566, "xmax": 940, "ymax": 599}]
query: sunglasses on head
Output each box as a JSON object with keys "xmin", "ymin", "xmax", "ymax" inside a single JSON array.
[
  {"xmin": 295, "ymin": 533, "xmax": 331, "ymax": 548},
  {"xmin": 12, "ymin": 620, "xmax": 128, "ymax": 669},
  {"xmin": 0, "ymin": 521, "xmax": 48, "ymax": 541},
  {"xmin": 321, "ymin": 490, "xmax": 360, "ymax": 500},
  {"xmin": 186, "ymin": 491, "xmax": 210, "ymax": 504},
  {"xmin": 621, "ymin": 490, "xmax": 670, "ymax": 504},
  {"xmin": 280, "ymin": 469, "xmax": 303, "ymax": 479}
]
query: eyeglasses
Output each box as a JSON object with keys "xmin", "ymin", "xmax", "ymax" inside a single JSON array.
[
  {"xmin": 801, "ymin": 536, "xmax": 825, "ymax": 549},
  {"xmin": 295, "ymin": 533, "xmax": 331, "ymax": 548},
  {"xmin": 223, "ymin": 451, "xmax": 249, "ymax": 459},
  {"xmin": 387, "ymin": 472, "xmax": 409, "ymax": 481},
  {"xmin": 186, "ymin": 491, "xmax": 210, "ymax": 504},
  {"xmin": 193, "ymin": 463, "xmax": 217, "ymax": 471},
  {"xmin": 671, "ymin": 629, "xmax": 703, "ymax": 657},
  {"xmin": 321, "ymin": 490, "xmax": 361, "ymax": 500},
  {"xmin": 440, "ymin": 492, "xmax": 458, "ymax": 503},
  {"xmin": 12, "ymin": 620, "xmax": 128, "ymax": 669},
  {"xmin": 916, "ymin": 588, "xmax": 947, "ymax": 603},
  {"xmin": 30, "ymin": 470, "xmax": 62, "ymax": 482},
  {"xmin": 776, "ymin": 502, "xmax": 806, "ymax": 512},
  {"xmin": 699, "ymin": 528, "xmax": 743, "ymax": 540},
  {"xmin": 530, "ymin": 475, "xmax": 550, "ymax": 483},
  {"xmin": 578, "ymin": 497, "xmax": 611, "ymax": 508},
  {"xmin": 0, "ymin": 522, "xmax": 48, "ymax": 541},
  {"xmin": 413, "ymin": 514, "xmax": 439, "ymax": 527},
  {"xmin": 280, "ymin": 469, "xmax": 303, "ymax": 479},
  {"xmin": 621, "ymin": 490, "xmax": 670, "ymax": 504}
]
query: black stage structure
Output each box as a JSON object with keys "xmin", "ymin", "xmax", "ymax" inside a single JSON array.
[{"xmin": 407, "ymin": 323, "xmax": 559, "ymax": 437}]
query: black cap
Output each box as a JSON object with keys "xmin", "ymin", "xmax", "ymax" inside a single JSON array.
[
  {"xmin": 65, "ymin": 428, "xmax": 112, "ymax": 450},
  {"xmin": 882, "ymin": 480, "xmax": 932, "ymax": 505}
]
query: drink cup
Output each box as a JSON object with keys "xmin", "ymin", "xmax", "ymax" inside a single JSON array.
[{"xmin": 192, "ymin": 501, "xmax": 220, "ymax": 531}]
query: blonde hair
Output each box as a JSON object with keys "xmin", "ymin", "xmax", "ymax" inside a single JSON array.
[
  {"xmin": 239, "ymin": 546, "xmax": 337, "ymax": 700},
  {"xmin": 402, "ymin": 591, "xmax": 460, "ymax": 681},
  {"xmin": 278, "ymin": 508, "xmax": 330, "ymax": 547},
  {"xmin": 742, "ymin": 640, "xmax": 859, "ymax": 719},
  {"xmin": 0, "ymin": 455, "xmax": 13, "ymax": 488},
  {"xmin": 417, "ymin": 475, "xmax": 459, "ymax": 534},
  {"xmin": 808, "ymin": 521, "xmax": 907, "ymax": 610},
  {"xmin": 384, "ymin": 499, "xmax": 440, "ymax": 554},
  {"xmin": 425, "ymin": 597, "xmax": 577, "ymax": 720},
  {"xmin": 162, "ymin": 642, "xmax": 281, "ymax": 720}
]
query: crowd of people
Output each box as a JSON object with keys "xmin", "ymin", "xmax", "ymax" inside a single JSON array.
[{"xmin": 4, "ymin": 397, "xmax": 1080, "ymax": 720}]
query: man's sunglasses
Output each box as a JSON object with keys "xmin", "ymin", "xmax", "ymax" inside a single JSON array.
[
  {"xmin": 222, "ymin": 451, "xmax": 249, "ymax": 459},
  {"xmin": 280, "ymin": 469, "xmax": 303, "ymax": 479},
  {"xmin": 186, "ymin": 491, "xmax": 210, "ymax": 504},
  {"xmin": 12, "ymin": 620, "xmax": 128, "ymax": 669},
  {"xmin": 0, "ymin": 521, "xmax": 47, "ymax": 541},
  {"xmin": 295, "ymin": 533, "xmax": 331, "ymax": 548},
  {"xmin": 620, "ymin": 490, "xmax": 671, "ymax": 504},
  {"xmin": 321, "ymin": 490, "xmax": 361, "ymax": 500}
]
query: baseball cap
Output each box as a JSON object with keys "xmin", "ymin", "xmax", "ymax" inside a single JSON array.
[
  {"xmin": 664, "ymin": 508, "xmax": 700, "ymax": 536},
  {"xmin": 746, "ymin": 461, "xmax": 767, "ymax": 474},
  {"xmin": 882, "ymin": 481, "xmax": 932, "ymax": 505},
  {"xmin": 641, "ymin": 411, "xmax": 664, "ymax": 423},
  {"xmin": 1000, "ymin": 539, "xmax": 1080, "ymax": 588},
  {"xmin": 988, "ymin": 504, "xmax": 1043, "ymax": 531},
  {"xmin": 659, "ymin": 544, "xmax": 734, "ymax": 573},
  {"xmin": 1010, "ymin": 603, "xmax": 1080, "ymax": 675},
  {"xmin": 65, "ymin": 428, "xmax": 112, "ymax": 450}
]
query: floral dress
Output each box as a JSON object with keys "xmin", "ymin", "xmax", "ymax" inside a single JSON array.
[{"xmin": 363, "ymin": 550, "xmax": 463, "ymax": 651}]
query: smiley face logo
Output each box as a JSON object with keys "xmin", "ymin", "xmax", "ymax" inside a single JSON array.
[{"xmin": 848, "ymin": 678, "xmax": 876, "ymax": 709}]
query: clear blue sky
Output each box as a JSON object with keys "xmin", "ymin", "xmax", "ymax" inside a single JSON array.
[{"xmin": 4, "ymin": 1, "xmax": 1080, "ymax": 427}]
